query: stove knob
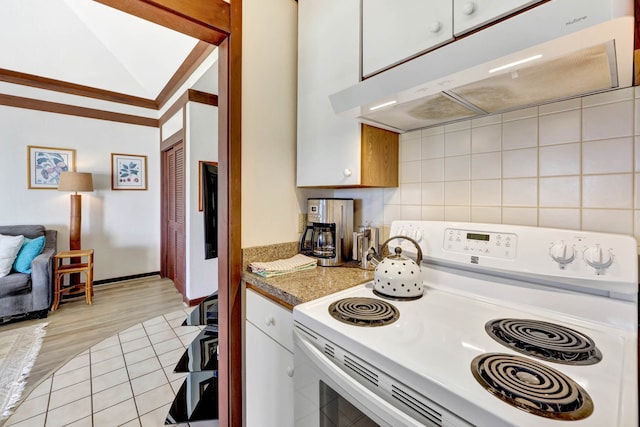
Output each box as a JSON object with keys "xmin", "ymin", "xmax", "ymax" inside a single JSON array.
[
  {"xmin": 583, "ymin": 245, "xmax": 614, "ymax": 271},
  {"xmin": 549, "ymin": 241, "xmax": 575, "ymax": 266}
]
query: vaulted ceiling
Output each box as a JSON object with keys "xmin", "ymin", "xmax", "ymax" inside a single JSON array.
[{"xmin": 0, "ymin": 0, "xmax": 217, "ymax": 111}]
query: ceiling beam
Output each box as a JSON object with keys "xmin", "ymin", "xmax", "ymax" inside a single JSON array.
[
  {"xmin": 95, "ymin": 0, "xmax": 230, "ymax": 45},
  {"xmin": 0, "ymin": 68, "xmax": 158, "ymax": 109}
]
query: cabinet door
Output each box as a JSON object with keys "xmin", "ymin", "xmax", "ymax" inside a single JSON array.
[
  {"xmin": 297, "ymin": 0, "xmax": 361, "ymax": 187},
  {"xmin": 453, "ymin": 0, "xmax": 543, "ymax": 35},
  {"xmin": 362, "ymin": 0, "xmax": 453, "ymax": 77},
  {"xmin": 245, "ymin": 321, "xmax": 294, "ymax": 427}
]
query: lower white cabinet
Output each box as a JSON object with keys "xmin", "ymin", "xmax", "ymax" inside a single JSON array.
[{"xmin": 245, "ymin": 289, "xmax": 294, "ymax": 427}]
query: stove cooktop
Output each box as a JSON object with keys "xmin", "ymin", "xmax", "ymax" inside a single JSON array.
[{"xmin": 294, "ymin": 274, "xmax": 637, "ymax": 427}]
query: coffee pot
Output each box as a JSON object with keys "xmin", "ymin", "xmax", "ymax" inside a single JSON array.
[{"xmin": 299, "ymin": 198, "xmax": 353, "ymax": 266}]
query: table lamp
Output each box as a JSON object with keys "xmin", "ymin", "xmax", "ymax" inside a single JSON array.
[{"xmin": 58, "ymin": 171, "xmax": 94, "ymax": 250}]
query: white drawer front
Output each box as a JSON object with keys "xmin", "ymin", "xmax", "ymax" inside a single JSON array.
[{"xmin": 246, "ymin": 289, "xmax": 294, "ymax": 352}]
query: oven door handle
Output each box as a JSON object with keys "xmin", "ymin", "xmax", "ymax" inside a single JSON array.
[{"xmin": 296, "ymin": 333, "xmax": 426, "ymax": 427}]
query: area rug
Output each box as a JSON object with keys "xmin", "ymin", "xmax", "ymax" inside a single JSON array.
[{"xmin": 0, "ymin": 322, "xmax": 47, "ymax": 419}]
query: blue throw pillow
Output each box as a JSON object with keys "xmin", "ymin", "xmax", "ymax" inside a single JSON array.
[{"xmin": 13, "ymin": 236, "xmax": 45, "ymax": 274}]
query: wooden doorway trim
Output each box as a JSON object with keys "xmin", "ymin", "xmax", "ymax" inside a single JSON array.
[{"xmin": 95, "ymin": 1, "xmax": 242, "ymax": 426}]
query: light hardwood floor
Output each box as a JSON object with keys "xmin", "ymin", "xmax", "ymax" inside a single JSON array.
[{"xmin": 0, "ymin": 276, "xmax": 186, "ymax": 407}]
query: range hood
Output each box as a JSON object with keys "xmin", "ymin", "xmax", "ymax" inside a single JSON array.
[{"xmin": 330, "ymin": 0, "xmax": 635, "ymax": 133}]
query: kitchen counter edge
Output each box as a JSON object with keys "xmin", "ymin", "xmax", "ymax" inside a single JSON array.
[{"xmin": 242, "ymin": 266, "xmax": 374, "ymax": 310}]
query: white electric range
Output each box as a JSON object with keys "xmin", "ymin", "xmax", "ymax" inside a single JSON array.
[{"xmin": 292, "ymin": 221, "xmax": 638, "ymax": 427}]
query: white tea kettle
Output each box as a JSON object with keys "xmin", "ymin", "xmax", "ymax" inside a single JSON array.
[{"xmin": 368, "ymin": 236, "xmax": 424, "ymax": 299}]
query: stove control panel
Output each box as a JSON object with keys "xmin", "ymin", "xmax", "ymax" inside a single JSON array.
[
  {"xmin": 443, "ymin": 228, "xmax": 517, "ymax": 259},
  {"xmin": 389, "ymin": 220, "xmax": 639, "ymax": 300}
]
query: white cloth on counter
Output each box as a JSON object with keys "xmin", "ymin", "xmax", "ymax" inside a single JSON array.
[{"xmin": 248, "ymin": 254, "xmax": 317, "ymax": 278}]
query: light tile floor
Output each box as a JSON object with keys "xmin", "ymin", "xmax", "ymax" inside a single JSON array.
[{"xmin": 5, "ymin": 309, "xmax": 207, "ymax": 427}]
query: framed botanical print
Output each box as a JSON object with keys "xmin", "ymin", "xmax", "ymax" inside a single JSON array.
[
  {"xmin": 111, "ymin": 153, "xmax": 148, "ymax": 190},
  {"xmin": 27, "ymin": 145, "xmax": 76, "ymax": 189}
]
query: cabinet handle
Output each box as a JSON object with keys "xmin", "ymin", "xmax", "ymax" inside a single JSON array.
[
  {"xmin": 429, "ymin": 21, "xmax": 442, "ymax": 33},
  {"xmin": 343, "ymin": 168, "xmax": 352, "ymax": 177},
  {"xmin": 463, "ymin": 2, "xmax": 476, "ymax": 15},
  {"xmin": 265, "ymin": 316, "xmax": 275, "ymax": 326},
  {"xmin": 286, "ymin": 366, "xmax": 294, "ymax": 377}
]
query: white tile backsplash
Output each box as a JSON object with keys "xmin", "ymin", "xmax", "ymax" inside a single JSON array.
[
  {"xmin": 503, "ymin": 148, "xmax": 537, "ymax": 178},
  {"xmin": 539, "ymin": 109, "xmax": 580, "ymax": 146},
  {"xmin": 503, "ymin": 106, "xmax": 538, "ymax": 121},
  {"xmin": 377, "ymin": 87, "xmax": 640, "ymax": 243},
  {"xmin": 444, "ymin": 155, "xmax": 470, "ymax": 181},
  {"xmin": 401, "ymin": 205, "xmax": 421, "ymax": 220},
  {"xmin": 471, "ymin": 152, "xmax": 501, "ymax": 180},
  {"xmin": 539, "ymin": 143, "xmax": 580, "ymax": 177},
  {"xmin": 421, "ymin": 133, "xmax": 445, "ymax": 159},
  {"xmin": 582, "ymin": 100, "xmax": 633, "ymax": 141},
  {"xmin": 582, "ymin": 138, "xmax": 633, "ymax": 174},
  {"xmin": 400, "ymin": 137, "xmax": 421, "ymax": 162},
  {"xmin": 502, "ymin": 207, "xmax": 538, "ymax": 226},
  {"xmin": 444, "ymin": 206, "xmax": 471, "ymax": 221},
  {"xmin": 503, "ymin": 178, "xmax": 538, "ymax": 207},
  {"xmin": 582, "ymin": 209, "xmax": 633, "ymax": 235},
  {"xmin": 538, "ymin": 208, "xmax": 581, "ymax": 230},
  {"xmin": 401, "ymin": 183, "xmax": 422, "ymax": 204},
  {"xmin": 444, "ymin": 129, "xmax": 471, "ymax": 156},
  {"xmin": 503, "ymin": 117, "xmax": 538, "ymax": 150},
  {"xmin": 471, "ymin": 180, "xmax": 501, "ymax": 206},
  {"xmin": 471, "ymin": 124, "xmax": 502, "ymax": 154},
  {"xmin": 582, "ymin": 174, "xmax": 633, "ymax": 209},
  {"xmin": 421, "ymin": 158, "xmax": 444, "ymax": 183},
  {"xmin": 421, "ymin": 182, "xmax": 444, "ymax": 205},
  {"xmin": 471, "ymin": 207, "xmax": 501, "ymax": 224},
  {"xmin": 421, "ymin": 205, "xmax": 445, "ymax": 221},
  {"xmin": 538, "ymin": 98, "xmax": 581, "ymax": 115},
  {"xmin": 444, "ymin": 181, "xmax": 470, "ymax": 206},
  {"xmin": 539, "ymin": 176, "xmax": 580, "ymax": 208},
  {"xmin": 400, "ymin": 160, "xmax": 421, "ymax": 183}
]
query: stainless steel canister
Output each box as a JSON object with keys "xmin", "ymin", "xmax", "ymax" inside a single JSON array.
[{"xmin": 353, "ymin": 225, "xmax": 379, "ymax": 270}]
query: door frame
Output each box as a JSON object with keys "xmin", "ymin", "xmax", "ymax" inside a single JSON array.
[{"xmin": 95, "ymin": 1, "xmax": 242, "ymax": 425}]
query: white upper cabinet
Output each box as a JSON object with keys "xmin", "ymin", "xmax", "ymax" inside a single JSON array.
[
  {"xmin": 297, "ymin": 0, "xmax": 362, "ymax": 187},
  {"xmin": 453, "ymin": 0, "xmax": 544, "ymax": 35},
  {"xmin": 362, "ymin": 0, "xmax": 453, "ymax": 77}
]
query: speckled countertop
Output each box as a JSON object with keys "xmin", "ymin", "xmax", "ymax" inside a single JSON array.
[{"xmin": 242, "ymin": 242, "xmax": 374, "ymax": 309}]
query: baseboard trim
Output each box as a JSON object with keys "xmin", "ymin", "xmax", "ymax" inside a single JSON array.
[
  {"xmin": 93, "ymin": 272, "xmax": 161, "ymax": 286},
  {"xmin": 185, "ymin": 295, "xmax": 208, "ymax": 307}
]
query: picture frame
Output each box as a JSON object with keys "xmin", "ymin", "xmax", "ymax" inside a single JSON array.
[
  {"xmin": 27, "ymin": 145, "xmax": 76, "ymax": 189},
  {"xmin": 198, "ymin": 161, "xmax": 218, "ymax": 211},
  {"xmin": 111, "ymin": 153, "xmax": 147, "ymax": 190}
]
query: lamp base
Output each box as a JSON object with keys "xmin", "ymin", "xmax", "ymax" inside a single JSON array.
[{"xmin": 69, "ymin": 194, "xmax": 82, "ymax": 286}]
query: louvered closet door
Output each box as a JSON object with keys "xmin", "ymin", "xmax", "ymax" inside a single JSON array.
[{"xmin": 163, "ymin": 141, "xmax": 186, "ymax": 297}]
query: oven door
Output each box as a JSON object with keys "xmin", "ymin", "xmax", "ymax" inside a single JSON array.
[{"xmin": 293, "ymin": 329, "xmax": 428, "ymax": 427}]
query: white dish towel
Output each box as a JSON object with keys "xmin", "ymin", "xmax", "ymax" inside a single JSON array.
[{"xmin": 248, "ymin": 254, "xmax": 317, "ymax": 278}]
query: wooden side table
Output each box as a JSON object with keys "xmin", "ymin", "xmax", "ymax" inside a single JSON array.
[{"xmin": 52, "ymin": 249, "xmax": 94, "ymax": 310}]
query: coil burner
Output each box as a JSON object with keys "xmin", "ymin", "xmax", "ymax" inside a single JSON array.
[
  {"xmin": 328, "ymin": 297, "xmax": 399, "ymax": 327},
  {"xmin": 471, "ymin": 353, "xmax": 594, "ymax": 421},
  {"xmin": 486, "ymin": 318, "xmax": 602, "ymax": 365}
]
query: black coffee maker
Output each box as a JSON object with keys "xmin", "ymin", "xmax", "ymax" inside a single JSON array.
[{"xmin": 300, "ymin": 198, "xmax": 354, "ymax": 267}]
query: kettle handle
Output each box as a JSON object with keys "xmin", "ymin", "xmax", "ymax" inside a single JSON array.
[{"xmin": 379, "ymin": 235, "xmax": 423, "ymax": 265}]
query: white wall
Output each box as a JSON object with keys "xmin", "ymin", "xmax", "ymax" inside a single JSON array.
[
  {"xmin": 0, "ymin": 105, "xmax": 161, "ymax": 280},
  {"xmin": 242, "ymin": 0, "xmax": 302, "ymax": 248},
  {"xmin": 186, "ymin": 101, "xmax": 219, "ymax": 300}
]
